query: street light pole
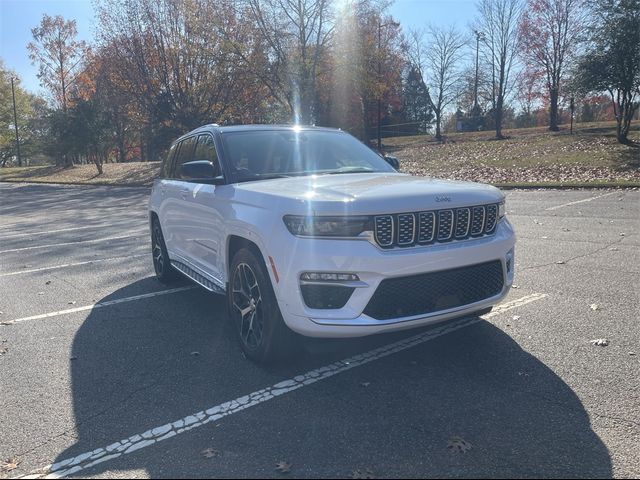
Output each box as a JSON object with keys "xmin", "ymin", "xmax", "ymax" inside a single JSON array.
[
  {"xmin": 377, "ymin": 21, "xmax": 382, "ymax": 151},
  {"xmin": 10, "ymin": 77, "xmax": 22, "ymax": 167},
  {"xmin": 473, "ymin": 30, "xmax": 483, "ymax": 110}
]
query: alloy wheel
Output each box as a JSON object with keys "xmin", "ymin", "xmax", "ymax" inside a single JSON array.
[{"xmin": 231, "ymin": 263, "xmax": 264, "ymax": 349}]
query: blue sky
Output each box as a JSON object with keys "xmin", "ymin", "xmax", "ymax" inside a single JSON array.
[{"xmin": 0, "ymin": 0, "xmax": 477, "ymax": 94}]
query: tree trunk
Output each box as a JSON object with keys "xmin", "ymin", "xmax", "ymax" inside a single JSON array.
[
  {"xmin": 549, "ymin": 88, "xmax": 559, "ymax": 132},
  {"xmin": 435, "ymin": 111, "xmax": 442, "ymax": 141},
  {"xmin": 495, "ymin": 95, "xmax": 504, "ymax": 139}
]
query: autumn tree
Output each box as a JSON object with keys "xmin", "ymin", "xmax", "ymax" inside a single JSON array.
[
  {"xmin": 27, "ymin": 15, "xmax": 88, "ymax": 113},
  {"xmin": 0, "ymin": 62, "xmax": 50, "ymax": 167},
  {"xmin": 518, "ymin": 0, "xmax": 585, "ymax": 131},
  {"xmin": 476, "ymin": 0, "xmax": 523, "ymax": 138},
  {"xmin": 328, "ymin": 0, "xmax": 404, "ymax": 143},
  {"xmin": 96, "ymin": 0, "xmax": 268, "ymax": 159},
  {"xmin": 573, "ymin": 0, "xmax": 640, "ymax": 144}
]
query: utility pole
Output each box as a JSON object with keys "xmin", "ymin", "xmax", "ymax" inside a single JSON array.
[{"xmin": 11, "ymin": 77, "xmax": 22, "ymax": 167}]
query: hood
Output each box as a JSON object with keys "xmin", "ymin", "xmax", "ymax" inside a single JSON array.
[{"xmin": 233, "ymin": 173, "xmax": 504, "ymax": 215}]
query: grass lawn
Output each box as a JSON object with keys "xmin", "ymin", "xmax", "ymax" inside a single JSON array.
[
  {"xmin": 385, "ymin": 121, "xmax": 639, "ymax": 187},
  {"xmin": 0, "ymin": 121, "xmax": 638, "ymax": 187},
  {"xmin": 0, "ymin": 162, "xmax": 161, "ymax": 186}
]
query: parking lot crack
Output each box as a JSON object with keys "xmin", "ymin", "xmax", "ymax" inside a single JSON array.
[{"xmin": 520, "ymin": 237, "xmax": 626, "ymax": 272}]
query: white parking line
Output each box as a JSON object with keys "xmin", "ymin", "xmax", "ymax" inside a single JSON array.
[
  {"xmin": 6, "ymin": 286, "xmax": 197, "ymax": 324},
  {"xmin": 0, "ymin": 253, "xmax": 149, "ymax": 277},
  {"xmin": 545, "ymin": 191, "xmax": 618, "ymax": 211},
  {"xmin": 28, "ymin": 293, "xmax": 547, "ymax": 479},
  {"xmin": 0, "ymin": 233, "xmax": 147, "ymax": 254}
]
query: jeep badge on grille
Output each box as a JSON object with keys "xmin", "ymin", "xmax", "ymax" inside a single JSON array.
[{"xmin": 435, "ymin": 196, "xmax": 451, "ymax": 202}]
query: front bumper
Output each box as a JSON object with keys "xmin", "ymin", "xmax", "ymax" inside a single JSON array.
[{"xmin": 268, "ymin": 219, "xmax": 516, "ymax": 338}]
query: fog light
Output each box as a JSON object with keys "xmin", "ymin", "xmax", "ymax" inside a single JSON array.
[{"xmin": 300, "ymin": 272, "xmax": 360, "ymax": 282}]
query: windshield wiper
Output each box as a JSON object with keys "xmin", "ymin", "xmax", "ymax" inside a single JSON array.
[{"xmin": 324, "ymin": 167, "xmax": 377, "ymax": 175}]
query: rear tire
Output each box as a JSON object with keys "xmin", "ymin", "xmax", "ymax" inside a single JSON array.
[
  {"xmin": 227, "ymin": 248, "xmax": 297, "ymax": 363},
  {"xmin": 151, "ymin": 217, "xmax": 179, "ymax": 284}
]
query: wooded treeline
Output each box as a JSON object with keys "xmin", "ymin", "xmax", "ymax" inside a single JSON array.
[{"xmin": 1, "ymin": 0, "xmax": 638, "ymax": 170}]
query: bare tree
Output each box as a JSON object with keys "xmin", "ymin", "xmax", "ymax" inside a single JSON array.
[
  {"xmin": 406, "ymin": 27, "xmax": 465, "ymax": 140},
  {"xmin": 426, "ymin": 27, "xmax": 466, "ymax": 140},
  {"xmin": 518, "ymin": 0, "xmax": 585, "ymax": 131},
  {"xmin": 476, "ymin": 0, "xmax": 523, "ymax": 138},
  {"xmin": 244, "ymin": 0, "xmax": 334, "ymax": 124}
]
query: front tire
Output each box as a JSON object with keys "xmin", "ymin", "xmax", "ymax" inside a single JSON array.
[
  {"xmin": 151, "ymin": 217, "xmax": 179, "ymax": 284},
  {"xmin": 227, "ymin": 248, "xmax": 297, "ymax": 363}
]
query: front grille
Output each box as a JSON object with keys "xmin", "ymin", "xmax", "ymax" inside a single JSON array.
[
  {"xmin": 374, "ymin": 203, "xmax": 499, "ymax": 249},
  {"xmin": 363, "ymin": 260, "xmax": 504, "ymax": 320}
]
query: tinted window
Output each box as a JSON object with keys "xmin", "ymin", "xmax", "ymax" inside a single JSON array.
[
  {"xmin": 162, "ymin": 143, "xmax": 177, "ymax": 178},
  {"xmin": 221, "ymin": 130, "xmax": 395, "ymax": 183},
  {"xmin": 194, "ymin": 134, "xmax": 220, "ymax": 175},
  {"xmin": 174, "ymin": 136, "xmax": 196, "ymax": 179}
]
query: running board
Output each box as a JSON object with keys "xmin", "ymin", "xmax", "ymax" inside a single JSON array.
[{"xmin": 171, "ymin": 260, "xmax": 225, "ymax": 294}]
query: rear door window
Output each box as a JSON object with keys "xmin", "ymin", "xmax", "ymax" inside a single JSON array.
[
  {"xmin": 173, "ymin": 136, "xmax": 196, "ymax": 179},
  {"xmin": 162, "ymin": 143, "xmax": 178, "ymax": 178}
]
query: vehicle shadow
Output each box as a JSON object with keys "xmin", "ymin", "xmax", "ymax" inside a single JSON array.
[{"xmin": 51, "ymin": 279, "xmax": 612, "ymax": 478}]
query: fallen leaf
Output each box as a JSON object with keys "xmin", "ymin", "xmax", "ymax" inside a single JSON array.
[
  {"xmin": 512, "ymin": 315, "xmax": 521, "ymax": 321},
  {"xmin": 0, "ymin": 321, "xmax": 14, "ymax": 326},
  {"xmin": 511, "ymin": 285, "xmax": 519, "ymax": 289},
  {"xmin": 275, "ymin": 461, "xmax": 292, "ymax": 474},
  {"xmin": 70, "ymin": 356, "xmax": 78, "ymax": 361},
  {"xmin": 591, "ymin": 338, "xmax": 609, "ymax": 347},
  {"xmin": 201, "ymin": 448, "xmax": 219, "ymax": 459},
  {"xmin": 68, "ymin": 301, "xmax": 76, "ymax": 305},
  {"xmin": 0, "ymin": 346, "xmax": 8, "ymax": 356},
  {"xmin": 542, "ymin": 236, "xmax": 548, "ymax": 239},
  {"xmin": 0, "ymin": 458, "xmax": 20, "ymax": 473},
  {"xmin": 556, "ymin": 260, "xmax": 566, "ymax": 264},
  {"xmin": 190, "ymin": 351, "xmax": 200, "ymax": 357},
  {"xmin": 447, "ymin": 436, "xmax": 472, "ymax": 453},
  {"xmin": 38, "ymin": 292, "xmax": 44, "ymax": 295},
  {"xmin": 590, "ymin": 304, "xmax": 600, "ymax": 311},
  {"xmin": 45, "ymin": 280, "xmax": 51, "ymax": 285},
  {"xmin": 360, "ymin": 382, "xmax": 371, "ymax": 388},
  {"xmin": 629, "ymin": 352, "xmax": 636, "ymax": 356},
  {"xmin": 620, "ymin": 233, "xmax": 625, "ymax": 236},
  {"xmin": 351, "ymin": 468, "xmax": 375, "ymax": 479},
  {"xmin": 609, "ymin": 247, "xmax": 619, "ymax": 251}
]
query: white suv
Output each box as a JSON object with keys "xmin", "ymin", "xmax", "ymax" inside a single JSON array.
[{"xmin": 149, "ymin": 125, "xmax": 516, "ymax": 362}]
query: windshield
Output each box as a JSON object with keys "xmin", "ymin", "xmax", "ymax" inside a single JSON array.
[{"xmin": 221, "ymin": 129, "xmax": 396, "ymax": 183}]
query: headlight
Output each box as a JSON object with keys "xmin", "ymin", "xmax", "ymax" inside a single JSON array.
[
  {"xmin": 283, "ymin": 215, "xmax": 373, "ymax": 237},
  {"xmin": 498, "ymin": 201, "xmax": 506, "ymax": 219}
]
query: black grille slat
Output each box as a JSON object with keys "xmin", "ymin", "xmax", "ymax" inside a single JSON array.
[
  {"xmin": 375, "ymin": 216, "xmax": 393, "ymax": 247},
  {"xmin": 374, "ymin": 203, "xmax": 499, "ymax": 249},
  {"xmin": 455, "ymin": 208, "xmax": 471, "ymax": 238},
  {"xmin": 471, "ymin": 206, "xmax": 485, "ymax": 236},
  {"xmin": 418, "ymin": 212, "xmax": 435, "ymax": 243},
  {"xmin": 485, "ymin": 205, "xmax": 498, "ymax": 233},
  {"xmin": 437, "ymin": 210, "xmax": 454, "ymax": 241},
  {"xmin": 397, "ymin": 214, "xmax": 415, "ymax": 245},
  {"xmin": 363, "ymin": 260, "xmax": 504, "ymax": 320}
]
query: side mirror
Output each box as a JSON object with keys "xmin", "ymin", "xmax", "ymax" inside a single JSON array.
[
  {"xmin": 181, "ymin": 160, "xmax": 225, "ymax": 185},
  {"xmin": 383, "ymin": 155, "xmax": 399, "ymax": 170}
]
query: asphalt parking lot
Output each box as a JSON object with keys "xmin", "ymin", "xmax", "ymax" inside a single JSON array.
[{"xmin": 0, "ymin": 182, "xmax": 638, "ymax": 479}]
